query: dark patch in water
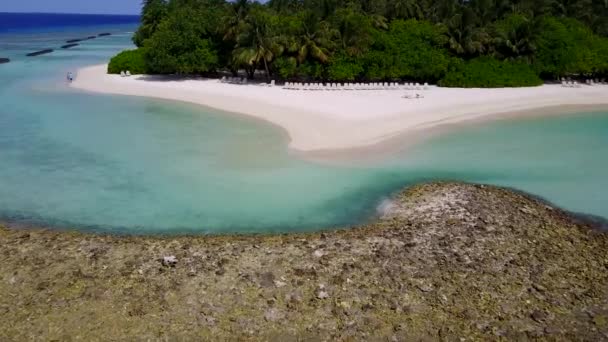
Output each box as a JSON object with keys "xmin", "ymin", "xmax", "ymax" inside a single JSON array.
[
  {"xmin": 98, "ymin": 33, "xmax": 112, "ymax": 37},
  {"xmin": 26, "ymin": 49, "xmax": 53, "ymax": 57},
  {"xmin": 0, "ymin": 58, "xmax": 9, "ymax": 64},
  {"xmin": 61, "ymin": 43, "xmax": 79, "ymax": 49}
]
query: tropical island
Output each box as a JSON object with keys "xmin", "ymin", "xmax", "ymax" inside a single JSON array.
[
  {"xmin": 71, "ymin": 0, "xmax": 608, "ymax": 154},
  {"xmin": 108, "ymin": 0, "xmax": 608, "ymax": 87},
  {"xmin": 3, "ymin": 2, "xmax": 608, "ymax": 340}
]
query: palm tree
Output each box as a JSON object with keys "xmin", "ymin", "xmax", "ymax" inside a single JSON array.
[
  {"xmin": 444, "ymin": 7, "xmax": 491, "ymax": 56},
  {"xmin": 332, "ymin": 8, "xmax": 373, "ymax": 56},
  {"xmin": 222, "ymin": 0, "xmax": 251, "ymax": 42},
  {"xmin": 133, "ymin": 0, "xmax": 168, "ymax": 47},
  {"xmin": 288, "ymin": 11, "xmax": 335, "ymax": 64},
  {"xmin": 491, "ymin": 14, "xmax": 537, "ymax": 60},
  {"xmin": 233, "ymin": 9, "xmax": 283, "ymax": 79},
  {"xmin": 388, "ymin": 0, "xmax": 424, "ymax": 20}
]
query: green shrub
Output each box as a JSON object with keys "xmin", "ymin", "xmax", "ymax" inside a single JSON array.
[
  {"xmin": 439, "ymin": 57, "xmax": 543, "ymax": 88},
  {"xmin": 327, "ymin": 54, "xmax": 364, "ymax": 81},
  {"xmin": 273, "ymin": 56, "xmax": 298, "ymax": 79},
  {"xmin": 297, "ymin": 61, "xmax": 325, "ymax": 80},
  {"xmin": 108, "ymin": 49, "xmax": 148, "ymax": 75},
  {"xmin": 362, "ymin": 20, "xmax": 451, "ymax": 82}
]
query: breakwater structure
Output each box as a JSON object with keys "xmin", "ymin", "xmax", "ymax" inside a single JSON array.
[
  {"xmin": 66, "ymin": 33, "xmax": 105, "ymax": 44},
  {"xmin": 26, "ymin": 49, "xmax": 54, "ymax": 57},
  {"xmin": 0, "ymin": 58, "xmax": 9, "ymax": 64},
  {"xmin": 61, "ymin": 43, "xmax": 79, "ymax": 49}
]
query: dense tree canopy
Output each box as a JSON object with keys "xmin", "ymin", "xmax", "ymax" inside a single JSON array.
[{"xmin": 112, "ymin": 0, "xmax": 608, "ymax": 87}]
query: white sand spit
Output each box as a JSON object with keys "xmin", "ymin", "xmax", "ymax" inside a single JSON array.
[{"xmin": 71, "ymin": 64, "xmax": 608, "ymax": 153}]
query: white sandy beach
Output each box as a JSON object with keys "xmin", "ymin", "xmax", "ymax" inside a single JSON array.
[{"xmin": 71, "ymin": 64, "xmax": 608, "ymax": 153}]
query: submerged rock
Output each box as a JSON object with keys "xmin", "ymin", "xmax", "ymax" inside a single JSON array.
[
  {"xmin": 0, "ymin": 58, "xmax": 9, "ymax": 64},
  {"xmin": 0, "ymin": 182, "xmax": 606, "ymax": 340}
]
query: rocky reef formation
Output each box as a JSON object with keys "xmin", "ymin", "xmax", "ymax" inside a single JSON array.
[
  {"xmin": 0, "ymin": 182, "xmax": 606, "ymax": 340},
  {"xmin": 0, "ymin": 58, "xmax": 9, "ymax": 64}
]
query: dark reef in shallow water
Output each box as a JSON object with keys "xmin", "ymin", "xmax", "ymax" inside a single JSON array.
[
  {"xmin": 60, "ymin": 43, "xmax": 79, "ymax": 49},
  {"xmin": 0, "ymin": 182, "xmax": 606, "ymax": 340},
  {"xmin": 98, "ymin": 33, "xmax": 111, "ymax": 37},
  {"xmin": 65, "ymin": 38, "xmax": 83, "ymax": 43},
  {"xmin": 26, "ymin": 49, "xmax": 53, "ymax": 57},
  {"xmin": 0, "ymin": 58, "xmax": 9, "ymax": 64}
]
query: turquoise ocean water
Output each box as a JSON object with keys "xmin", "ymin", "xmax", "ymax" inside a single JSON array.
[{"xmin": 1, "ymin": 17, "xmax": 607, "ymax": 234}]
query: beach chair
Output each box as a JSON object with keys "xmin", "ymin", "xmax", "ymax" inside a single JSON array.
[
  {"xmin": 423, "ymin": 82, "xmax": 429, "ymax": 90},
  {"xmin": 220, "ymin": 76, "xmax": 226, "ymax": 83},
  {"xmin": 120, "ymin": 71, "xmax": 126, "ymax": 77},
  {"xmin": 270, "ymin": 80, "xmax": 275, "ymax": 87}
]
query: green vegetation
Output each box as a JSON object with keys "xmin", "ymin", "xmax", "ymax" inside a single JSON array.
[
  {"xmin": 109, "ymin": 0, "xmax": 608, "ymax": 87},
  {"xmin": 107, "ymin": 49, "xmax": 148, "ymax": 75},
  {"xmin": 439, "ymin": 57, "xmax": 543, "ymax": 87}
]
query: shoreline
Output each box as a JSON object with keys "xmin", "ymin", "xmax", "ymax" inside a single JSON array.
[{"xmin": 71, "ymin": 64, "xmax": 608, "ymax": 157}]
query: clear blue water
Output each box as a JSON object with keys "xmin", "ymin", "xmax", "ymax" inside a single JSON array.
[
  {"xmin": 1, "ymin": 14, "xmax": 607, "ymax": 234},
  {"xmin": 0, "ymin": 13, "xmax": 139, "ymax": 32}
]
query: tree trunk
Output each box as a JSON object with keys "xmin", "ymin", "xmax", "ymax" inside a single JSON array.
[{"xmin": 263, "ymin": 57, "xmax": 270, "ymax": 81}]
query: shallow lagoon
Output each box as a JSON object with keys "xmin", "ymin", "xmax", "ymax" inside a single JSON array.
[{"xmin": 1, "ymin": 21, "xmax": 607, "ymax": 234}]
